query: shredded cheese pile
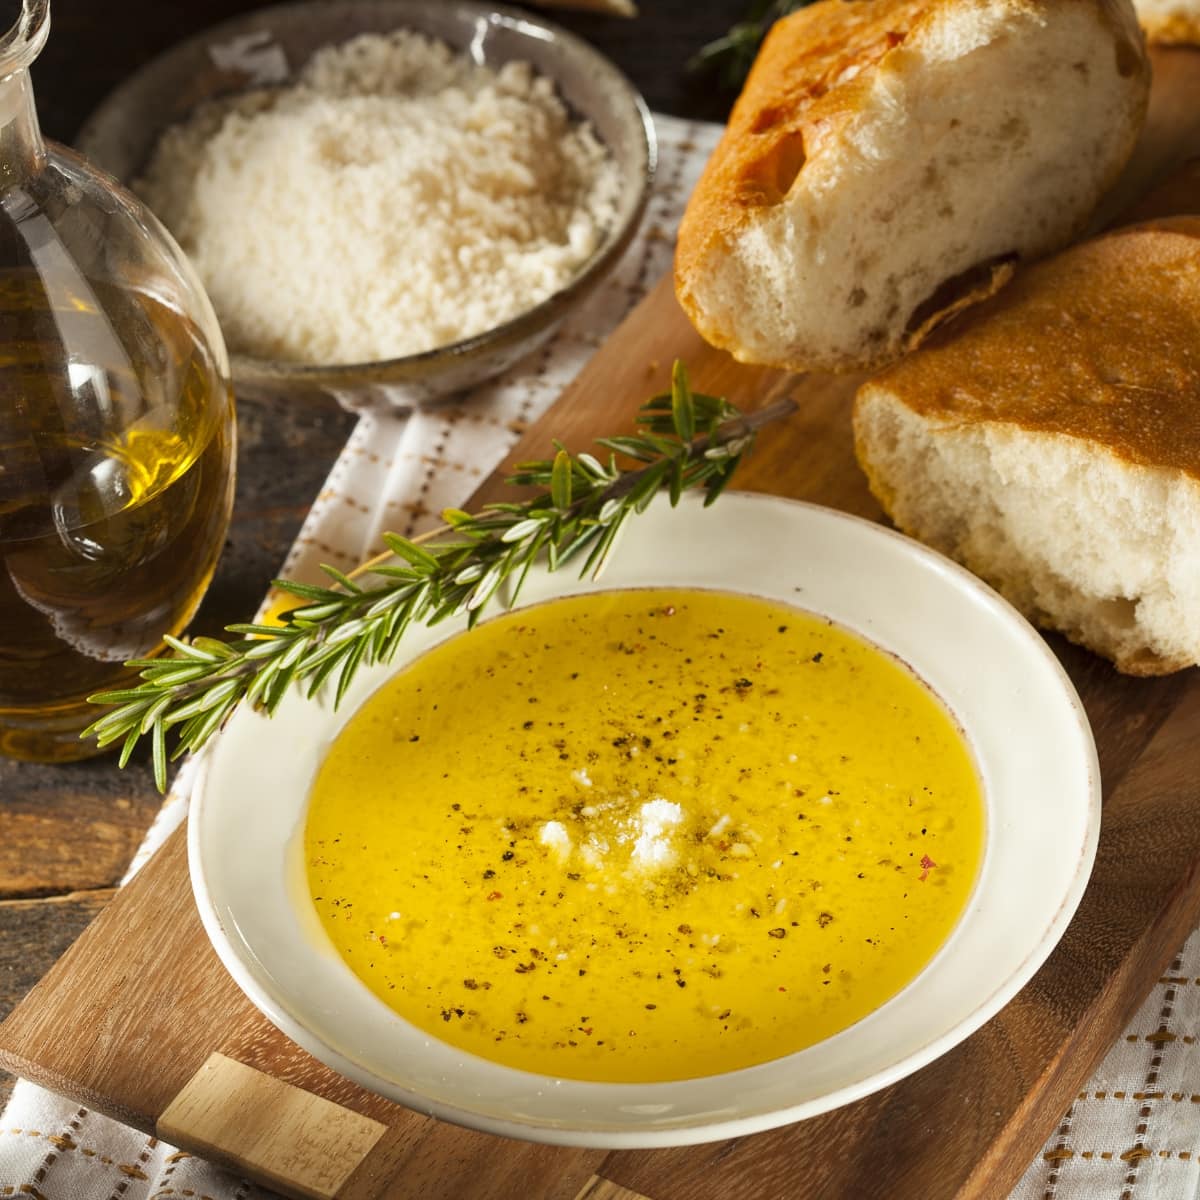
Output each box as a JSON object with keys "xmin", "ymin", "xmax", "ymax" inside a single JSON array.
[{"xmin": 136, "ymin": 31, "xmax": 619, "ymax": 364}]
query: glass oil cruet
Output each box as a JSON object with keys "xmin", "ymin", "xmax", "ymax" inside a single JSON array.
[{"xmin": 0, "ymin": 0, "xmax": 236, "ymax": 762}]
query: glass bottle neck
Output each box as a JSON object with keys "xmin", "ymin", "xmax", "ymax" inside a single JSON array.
[
  {"xmin": 0, "ymin": 67, "xmax": 45, "ymax": 190},
  {"xmin": 0, "ymin": 0, "xmax": 49, "ymax": 192}
]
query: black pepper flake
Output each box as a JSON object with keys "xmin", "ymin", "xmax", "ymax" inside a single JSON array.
[
  {"xmin": 645, "ymin": 1003, "xmax": 657, "ymax": 1010},
  {"xmin": 812, "ymin": 652, "xmax": 824, "ymax": 663},
  {"xmin": 818, "ymin": 911, "xmax": 835, "ymax": 928},
  {"xmin": 483, "ymin": 869, "xmax": 496, "ymax": 880},
  {"xmin": 502, "ymin": 850, "xmax": 515, "ymax": 862},
  {"xmin": 522, "ymin": 720, "xmax": 534, "ymax": 730},
  {"xmin": 409, "ymin": 735, "xmax": 419, "ymax": 742},
  {"xmin": 768, "ymin": 928, "xmax": 787, "ymax": 939}
]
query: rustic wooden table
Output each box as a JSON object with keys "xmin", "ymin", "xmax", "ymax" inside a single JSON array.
[{"xmin": 0, "ymin": 0, "xmax": 748, "ymax": 1109}]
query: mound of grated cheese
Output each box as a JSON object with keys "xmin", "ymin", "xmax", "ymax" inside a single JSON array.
[{"xmin": 134, "ymin": 31, "xmax": 620, "ymax": 365}]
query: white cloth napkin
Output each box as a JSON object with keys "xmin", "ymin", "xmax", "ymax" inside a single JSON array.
[{"xmin": 2, "ymin": 110, "xmax": 1198, "ymax": 1200}]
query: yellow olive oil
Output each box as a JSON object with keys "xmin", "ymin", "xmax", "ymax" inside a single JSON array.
[
  {"xmin": 0, "ymin": 268, "xmax": 235, "ymax": 761},
  {"xmin": 305, "ymin": 589, "xmax": 985, "ymax": 1082}
]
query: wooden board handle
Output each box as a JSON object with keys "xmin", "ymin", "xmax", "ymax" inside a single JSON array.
[{"xmin": 157, "ymin": 1053, "xmax": 387, "ymax": 1200}]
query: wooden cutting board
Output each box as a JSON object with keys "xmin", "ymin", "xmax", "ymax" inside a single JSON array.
[{"xmin": 3, "ymin": 45, "xmax": 1200, "ymax": 1200}]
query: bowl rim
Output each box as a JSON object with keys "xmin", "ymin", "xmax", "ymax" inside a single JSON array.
[
  {"xmin": 187, "ymin": 492, "xmax": 1101, "ymax": 1148},
  {"xmin": 76, "ymin": 0, "xmax": 658, "ymax": 391}
]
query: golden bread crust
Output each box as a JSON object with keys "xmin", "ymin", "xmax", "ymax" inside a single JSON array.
[
  {"xmin": 675, "ymin": 0, "xmax": 934, "ymax": 343},
  {"xmin": 674, "ymin": 0, "xmax": 1149, "ymax": 370},
  {"xmin": 859, "ymin": 217, "xmax": 1200, "ymax": 476},
  {"xmin": 1139, "ymin": 6, "xmax": 1200, "ymax": 42}
]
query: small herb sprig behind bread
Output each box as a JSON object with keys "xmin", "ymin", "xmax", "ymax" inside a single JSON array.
[
  {"xmin": 689, "ymin": 0, "xmax": 816, "ymax": 91},
  {"xmin": 676, "ymin": 0, "xmax": 1150, "ymax": 375}
]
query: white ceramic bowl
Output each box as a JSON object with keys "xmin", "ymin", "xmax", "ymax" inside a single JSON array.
[{"xmin": 189, "ymin": 492, "xmax": 1100, "ymax": 1147}]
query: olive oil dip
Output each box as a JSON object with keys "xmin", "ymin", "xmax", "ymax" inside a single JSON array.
[{"xmin": 305, "ymin": 589, "xmax": 984, "ymax": 1083}]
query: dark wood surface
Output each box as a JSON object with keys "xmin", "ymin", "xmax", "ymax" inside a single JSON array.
[{"xmin": 0, "ymin": 0, "xmax": 749, "ymax": 1109}]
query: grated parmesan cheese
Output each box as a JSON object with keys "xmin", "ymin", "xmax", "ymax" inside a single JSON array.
[
  {"xmin": 538, "ymin": 820, "xmax": 572, "ymax": 861},
  {"xmin": 135, "ymin": 31, "xmax": 620, "ymax": 365},
  {"xmin": 538, "ymin": 793, "xmax": 685, "ymax": 875},
  {"xmin": 630, "ymin": 798, "xmax": 683, "ymax": 869}
]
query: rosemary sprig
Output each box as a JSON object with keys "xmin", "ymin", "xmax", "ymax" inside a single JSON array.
[
  {"xmin": 83, "ymin": 362, "xmax": 796, "ymax": 791},
  {"xmin": 689, "ymin": 0, "xmax": 816, "ymax": 91}
]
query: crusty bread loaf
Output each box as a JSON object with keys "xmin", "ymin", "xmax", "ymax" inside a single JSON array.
[
  {"xmin": 675, "ymin": 0, "xmax": 1149, "ymax": 375},
  {"xmin": 1133, "ymin": 0, "xmax": 1200, "ymax": 42},
  {"xmin": 853, "ymin": 217, "xmax": 1200, "ymax": 675}
]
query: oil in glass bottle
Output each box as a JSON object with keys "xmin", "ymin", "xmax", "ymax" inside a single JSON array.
[{"xmin": 0, "ymin": 0, "xmax": 236, "ymax": 762}]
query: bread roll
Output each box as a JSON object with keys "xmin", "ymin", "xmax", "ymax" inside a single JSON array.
[
  {"xmin": 853, "ymin": 218, "xmax": 1200, "ymax": 675},
  {"xmin": 675, "ymin": 0, "xmax": 1150, "ymax": 375},
  {"xmin": 1133, "ymin": 0, "xmax": 1200, "ymax": 42}
]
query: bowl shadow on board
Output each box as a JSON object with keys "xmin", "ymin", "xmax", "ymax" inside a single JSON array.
[{"xmin": 76, "ymin": 0, "xmax": 656, "ymax": 413}]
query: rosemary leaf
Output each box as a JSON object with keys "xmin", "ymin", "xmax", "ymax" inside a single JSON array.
[
  {"xmin": 383, "ymin": 533, "xmax": 440, "ymax": 571},
  {"xmin": 118, "ymin": 726, "xmax": 141, "ymax": 770},
  {"xmin": 152, "ymin": 721, "xmax": 167, "ymax": 794},
  {"xmin": 334, "ymin": 636, "xmax": 368, "ymax": 707},
  {"xmin": 162, "ymin": 633, "xmax": 219, "ymax": 661},
  {"xmin": 319, "ymin": 564, "xmax": 363, "ymax": 593},
  {"xmin": 551, "ymin": 448, "xmax": 574, "ymax": 510},
  {"xmin": 270, "ymin": 580, "xmax": 341, "ymax": 603},
  {"xmin": 671, "ymin": 360, "xmax": 696, "ymax": 444}
]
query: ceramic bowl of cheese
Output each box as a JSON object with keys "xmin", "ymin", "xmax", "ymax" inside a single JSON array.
[
  {"xmin": 189, "ymin": 491, "xmax": 1099, "ymax": 1147},
  {"xmin": 76, "ymin": 0, "xmax": 655, "ymax": 411}
]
